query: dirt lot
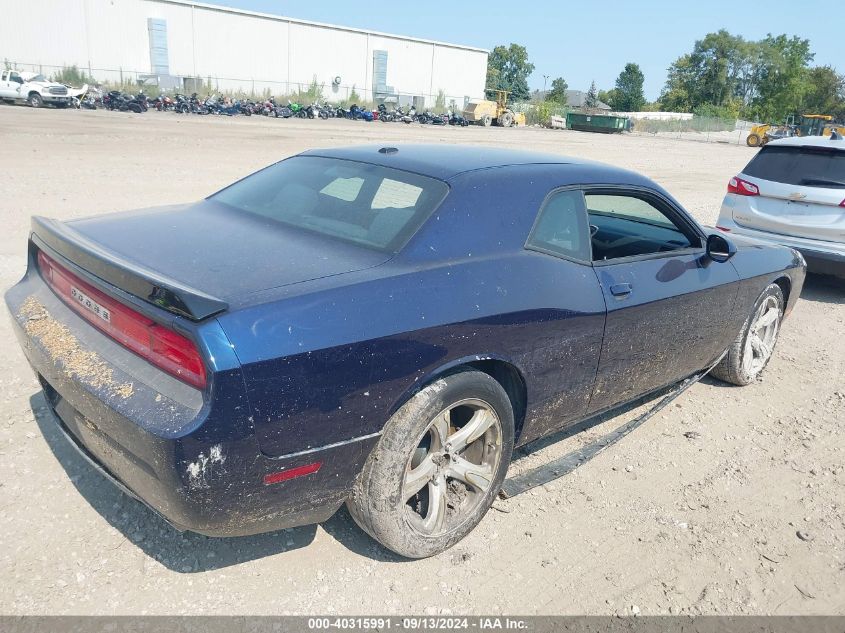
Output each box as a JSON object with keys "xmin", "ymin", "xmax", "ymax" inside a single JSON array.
[{"xmin": 1, "ymin": 107, "xmax": 843, "ymax": 615}]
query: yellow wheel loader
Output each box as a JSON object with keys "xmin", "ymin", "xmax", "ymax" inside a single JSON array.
[
  {"xmin": 463, "ymin": 89, "xmax": 526, "ymax": 128},
  {"xmin": 747, "ymin": 114, "xmax": 845, "ymax": 147}
]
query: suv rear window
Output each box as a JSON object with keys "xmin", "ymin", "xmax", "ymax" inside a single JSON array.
[
  {"xmin": 744, "ymin": 145, "xmax": 845, "ymax": 188},
  {"xmin": 211, "ymin": 156, "xmax": 448, "ymax": 252}
]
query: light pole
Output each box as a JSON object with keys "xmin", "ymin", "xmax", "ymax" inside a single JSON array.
[{"xmin": 543, "ymin": 74, "xmax": 549, "ymax": 95}]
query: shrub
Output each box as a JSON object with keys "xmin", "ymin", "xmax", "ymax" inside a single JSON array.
[{"xmin": 51, "ymin": 65, "xmax": 95, "ymax": 86}]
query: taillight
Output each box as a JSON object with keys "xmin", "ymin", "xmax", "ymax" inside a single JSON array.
[
  {"xmin": 37, "ymin": 251, "xmax": 207, "ymax": 389},
  {"xmin": 840, "ymin": 198, "xmax": 845, "ymax": 207},
  {"xmin": 728, "ymin": 176, "xmax": 759, "ymax": 196}
]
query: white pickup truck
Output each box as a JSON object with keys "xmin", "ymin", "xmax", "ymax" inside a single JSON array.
[{"xmin": 0, "ymin": 70, "xmax": 71, "ymax": 107}]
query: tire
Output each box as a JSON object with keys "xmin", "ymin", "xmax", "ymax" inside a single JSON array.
[
  {"xmin": 481, "ymin": 114, "xmax": 492, "ymax": 127},
  {"xmin": 28, "ymin": 93, "xmax": 44, "ymax": 108},
  {"xmin": 128, "ymin": 103, "xmax": 142, "ymax": 113},
  {"xmin": 499, "ymin": 111, "xmax": 514, "ymax": 128},
  {"xmin": 746, "ymin": 133, "xmax": 761, "ymax": 147},
  {"xmin": 710, "ymin": 283, "xmax": 784, "ymax": 386},
  {"xmin": 347, "ymin": 370, "xmax": 514, "ymax": 558}
]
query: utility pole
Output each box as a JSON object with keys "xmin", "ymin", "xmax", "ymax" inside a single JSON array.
[{"xmin": 542, "ymin": 74, "xmax": 549, "ymax": 94}]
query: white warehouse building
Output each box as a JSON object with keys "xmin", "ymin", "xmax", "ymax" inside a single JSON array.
[{"xmin": 1, "ymin": 0, "xmax": 488, "ymax": 107}]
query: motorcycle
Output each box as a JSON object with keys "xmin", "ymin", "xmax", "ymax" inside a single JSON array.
[
  {"xmin": 302, "ymin": 103, "xmax": 329, "ymax": 119},
  {"xmin": 173, "ymin": 93, "xmax": 191, "ymax": 113},
  {"xmin": 152, "ymin": 94, "xmax": 176, "ymax": 111},
  {"xmin": 418, "ymin": 110, "xmax": 448, "ymax": 125},
  {"xmin": 377, "ymin": 103, "xmax": 402, "ymax": 122},
  {"xmin": 400, "ymin": 106, "xmax": 416, "ymax": 124},
  {"xmin": 448, "ymin": 110, "xmax": 469, "ymax": 127},
  {"xmin": 188, "ymin": 93, "xmax": 209, "ymax": 114},
  {"xmin": 103, "ymin": 90, "xmax": 145, "ymax": 113},
  {"xmin": 348, "ymin": 104, "xmax": 373, "ymax": 121},
  {"xmin": 288, "ymin": 100, "xmax": 308, "ymax": 118}
]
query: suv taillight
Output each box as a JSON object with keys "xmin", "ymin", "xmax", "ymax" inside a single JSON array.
[
  {"xmin": 728, "ymin": 176, "xmax": 759, "ymax": 196},
  {"xmin": 37, "ymin": 251, "xmax": 207, "ymax": 389}
]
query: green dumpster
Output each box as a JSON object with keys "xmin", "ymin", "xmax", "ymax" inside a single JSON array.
[{"xmin": 566, "ymin": 112, "xmax": 627, "ymax": 134}]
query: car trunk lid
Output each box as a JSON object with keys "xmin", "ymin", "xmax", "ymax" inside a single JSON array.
[{"xmin": 33, "ymin": 200, "xmax": 391, "ymax": 319}]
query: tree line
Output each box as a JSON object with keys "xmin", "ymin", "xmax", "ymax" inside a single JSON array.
[{"xmin": 486, "ymin": 30, "xmax": 845, "ymax": 122}]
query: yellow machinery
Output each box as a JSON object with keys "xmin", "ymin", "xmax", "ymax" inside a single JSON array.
[
  {"xmin": 746, "ymin": 114, "xmax": 845, "ymax": 147},
  {"xmin": 463, "ymin": 89, "xmax": 526, "ymax": 127}
]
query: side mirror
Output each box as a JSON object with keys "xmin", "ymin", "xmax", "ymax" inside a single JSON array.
[{"xmin": 707, "ymin": 233, "xmax": 736, "ymax": 263}]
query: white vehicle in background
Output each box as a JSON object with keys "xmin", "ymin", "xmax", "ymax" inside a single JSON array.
[
  {"xmin": 716, "ymin": 134, "xmax": 845, "ymax": 277},
  {"xmin": 0, "ymin": 70, "xmax": 71, "ymax": 108}
]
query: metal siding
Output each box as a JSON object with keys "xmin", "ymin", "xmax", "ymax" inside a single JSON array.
[{"xmin": 0, "ymin": 0, "xmax": 487, "ymax": 102}]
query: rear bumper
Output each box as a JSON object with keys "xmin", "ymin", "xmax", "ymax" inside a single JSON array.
[
  {"xmin": 717, "ymin": 211, "xmax": 845, "ymax": 275},
  {"xmin": 5, "ymin": 266, "xmax": 378, "ymax": 536}
]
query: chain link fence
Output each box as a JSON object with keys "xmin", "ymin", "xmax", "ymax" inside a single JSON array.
[
  {"xmin": 626, "ymin": 116, "xmax": 758, "ymax": 146},
  {"xmin": 2, "ymin": 60, "xmax": 473, "ymax": 110}
]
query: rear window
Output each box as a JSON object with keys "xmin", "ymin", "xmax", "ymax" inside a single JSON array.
[
  {"xmin": 211, "ymin": 156, "xmax": 448, "ymax": 252},
  {"xmin": 744, "ymin": 145, "xmax": 845, "ymax": 188}
]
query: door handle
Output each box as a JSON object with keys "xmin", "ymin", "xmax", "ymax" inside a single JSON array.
[{"xmin": 610, "ymin": 283, "xmax": 633, "ymax": 297}]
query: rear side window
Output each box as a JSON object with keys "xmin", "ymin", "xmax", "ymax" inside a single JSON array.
[
  {"xmin": 744, "ymin": 146, "xmax": 845, "ymax": 188},
  {"xmin": 212, "ymin": 156, "xmax": 448, "ymax": 252},
  {"xmin": 527, "ymin": 189, "xmax": 591, "ymax": 262}
]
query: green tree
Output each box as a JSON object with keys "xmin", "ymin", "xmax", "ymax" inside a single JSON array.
[
  {"xmin": 597, "ymin": 88, "xmax": 617, "ymax": 106},
  {"xmin": 610, "ymin": 63, "xmax": 646, "ymax": 111},
  {"xmin": 801, "ymin": 66, "xmax": 845, "ymax": 118},
  {"xmin": 546, "ymin": 77, "xmax": 568, "ymax": 103},
  {"xmin": 661, "ymin": 30, "xmax": 818, "ymax": 122},
  {"xmin": 585, "ymin": 81, "xmax": 599, "ymax": 108},
  {"xmin": 661, "ymin": 30, "xmax": 756, "ymax": 111},
  {"xmin": 747, "ymin": 34, "xmax": 814, "ymax": 121},
  {"xmin": 486, "ymin": 43, "xmax": 535, "ymax": 101}
]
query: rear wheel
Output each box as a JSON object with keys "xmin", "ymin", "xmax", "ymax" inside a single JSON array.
[
  {"xmin": 347, "ymin": 370, "xmax": 514, "ymax": 558},
  {"xmin": 746, "ymin": 133, "xmax": 761, "ymax": 147},
  {"xmin": 711, "ymin": 284, "xmax": 783, "ymax": 386},
  {"xmin": 481, "ymin": 114, "xmax": 492, "ymax": 127}
]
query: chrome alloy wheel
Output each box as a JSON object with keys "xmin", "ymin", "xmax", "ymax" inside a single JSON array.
[
  {"xmin": 402, "ymin": 398, "xmax": 503, "ymax": 537},
  {"xmin": 742, "ymin": 295, "xmax": 781, "ymax": 376}
]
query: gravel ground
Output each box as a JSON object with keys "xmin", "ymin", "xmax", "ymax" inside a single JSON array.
[{"xmin": 0, "ymin": 107, "xmax": 843, "ymax": 615}]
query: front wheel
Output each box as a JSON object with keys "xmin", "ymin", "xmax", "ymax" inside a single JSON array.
[
  {"xmin": 347, "ymin": 370, "xmax": 514, "ymax": 558},
  {"xmin": 28, "ymin": 93, "xmax": 44, "ymax": 108},
  {"xmin": 711, "ymin": 283, "xmax": 783, "ymax": 386}
]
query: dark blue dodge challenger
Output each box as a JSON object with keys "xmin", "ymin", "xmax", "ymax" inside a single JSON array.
[{"xmin": 6, "ymin": 145, "xmax": 805, "ymax": 557}]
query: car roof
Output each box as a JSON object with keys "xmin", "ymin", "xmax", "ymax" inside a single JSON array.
[
  {"xmin": 766, "ymin": 136, "xmax": 845, "ymax": 150},
  {"xmin": 300, "ymin": 144, "xmax": 600, "ymax": 181}
]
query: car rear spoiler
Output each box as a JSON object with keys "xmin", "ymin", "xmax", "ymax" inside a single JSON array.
[{"xmin": 30, "ymin": 216, "xmax": 228, "ymax": 321}]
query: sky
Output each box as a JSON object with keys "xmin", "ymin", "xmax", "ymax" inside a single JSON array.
[{"xmin": 202, "ymin": 0, "xmax": 843, "ymax": 100}]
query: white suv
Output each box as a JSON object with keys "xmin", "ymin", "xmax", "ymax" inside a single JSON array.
[{"xmin": 716, "ymin": 135, "xmax": 845, "ymax": 277}]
